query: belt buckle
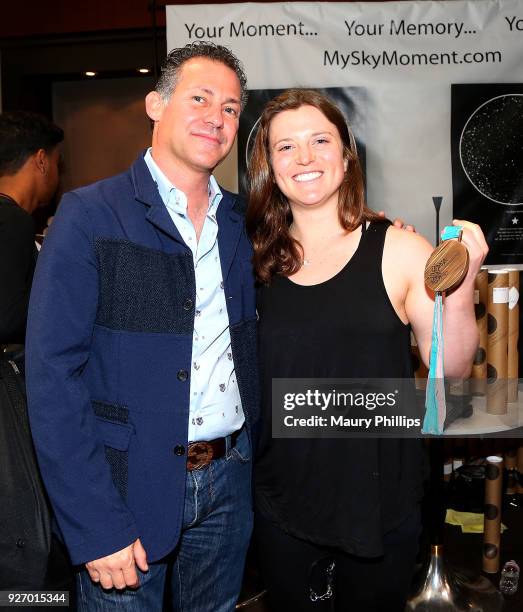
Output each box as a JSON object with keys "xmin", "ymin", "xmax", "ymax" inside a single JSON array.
[{"xmin": 187, "ymin": 441, "xmax": 214, "ymax": 471}]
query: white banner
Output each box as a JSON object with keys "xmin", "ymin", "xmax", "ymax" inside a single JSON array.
[{"xmin": 167, "ymin": 1, "xmax": 523, "ymax": 263}]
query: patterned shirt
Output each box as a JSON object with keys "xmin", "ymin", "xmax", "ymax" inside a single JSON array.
[{"xmin": 144, "ymin": 149, "xmax": 244, "ymax": 441}]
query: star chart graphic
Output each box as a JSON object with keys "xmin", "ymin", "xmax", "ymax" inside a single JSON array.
[
  {"xmin": 452, "ymin": 84, "xmax": 523, "ymax": 265},
  {"xmin": 460, "ymin": 94, "xmax": 523, "ymax": 206}
]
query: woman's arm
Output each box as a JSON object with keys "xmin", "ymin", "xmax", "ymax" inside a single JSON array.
[
  {"xmin": 438, "ymin": 220, "xmax": 488, "ymax": 376},
  {"xmin": 383, "ymin": 220, "xmax": 488, "ymax": 378}
]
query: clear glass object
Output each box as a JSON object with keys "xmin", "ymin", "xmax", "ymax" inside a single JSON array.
[{"xmin": 499, "ymin": 560, "xmax": 520, "ymax": 595}]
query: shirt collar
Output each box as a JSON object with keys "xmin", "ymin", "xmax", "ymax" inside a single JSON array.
[{"xmin": 144, "ymin": 148, "xmax": 222, "ymax": 216}]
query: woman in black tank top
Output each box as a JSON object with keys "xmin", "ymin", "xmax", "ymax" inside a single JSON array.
[{"xmin": 246, "ymin": 89, "xmax": 488, "ymax": 611}]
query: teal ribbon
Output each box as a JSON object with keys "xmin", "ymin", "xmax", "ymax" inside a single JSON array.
[
  {"xmin": 422, "ymin": 225, "xmax": 463, "ymax": 435},
  {"xmin": 422, "ymin": 293, "xmax": 445, "ymax": 434},
  {"xmin": 440, "ymin": 226, "xmax": 463, "ymax": 241}
]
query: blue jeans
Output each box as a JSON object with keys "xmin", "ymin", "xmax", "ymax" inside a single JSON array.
[{"xmin": 77, "ymin": 428, "xmax": 253, "ymax": 611}]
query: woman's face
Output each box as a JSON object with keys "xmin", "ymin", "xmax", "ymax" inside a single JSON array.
[{"xmin": 268, "ymin": 104, "xmax": 347, "ymax": 212}]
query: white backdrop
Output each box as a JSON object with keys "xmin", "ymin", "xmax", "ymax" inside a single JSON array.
[{"xmin": 167, "ymin": 1, "xmax": 523, "ymax": 261}]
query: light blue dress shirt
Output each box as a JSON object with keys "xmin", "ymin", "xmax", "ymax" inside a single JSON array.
[{"xmin": 144, "ymin": 149, "xmax": 245, "ymax": 442}]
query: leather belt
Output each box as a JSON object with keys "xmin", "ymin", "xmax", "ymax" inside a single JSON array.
[{"xmin": 186, "ymin": 427, "xmax": 243, "ymax": 471}]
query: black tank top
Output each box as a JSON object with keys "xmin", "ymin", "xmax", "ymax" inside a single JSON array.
[{"xmin": 255, "ymin": 221, "xmax": 425, "ymax": 557}]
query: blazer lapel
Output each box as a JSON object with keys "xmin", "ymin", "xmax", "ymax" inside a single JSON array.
[
  {"xmin": 131, "ymin": 155, "xmax": 244, "ymax": 267},
  {"xmin": 217, "ymin": 192, "xmax": 243, "ymax": 281},
  {"xmin": 131, "ymin": 154, "xmax": 187, "ymax": 246},
  {"xmin": 144, "ymin": 205, "xmax": 186, "ymax": 245}
]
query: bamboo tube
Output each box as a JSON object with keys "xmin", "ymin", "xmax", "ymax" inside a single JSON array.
[
  {"xmin": 471, "ymin": 268, "xmax": 488, "ymax": 395},
  {"xmin": 507, "ymin": 270, "xmax": 519, "ymax": 402},
  {"xmin": 486, "ymin": 271, "xmax": 509, "ymax": 414},
  {"xmin": 483, "ymin": 456, "xmax": 504, "ymax": 574}
]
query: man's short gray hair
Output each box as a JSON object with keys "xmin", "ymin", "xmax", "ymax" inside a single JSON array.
[{"xmin": 155, "ymin": 41, "xmax": 248, "ymax": 109}]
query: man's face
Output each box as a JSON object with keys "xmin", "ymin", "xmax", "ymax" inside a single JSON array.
[{"xmin": 147, "ymin": 57, "xmax": 242, "ymax": 176}]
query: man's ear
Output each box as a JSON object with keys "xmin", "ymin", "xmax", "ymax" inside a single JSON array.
[
  {"xmin": 34, "ymin": 149, "xmax": 48, "ymax": 174},
  {"xmin": 145, "ymin": 91, "xmax": 165, "ymax": 122}
]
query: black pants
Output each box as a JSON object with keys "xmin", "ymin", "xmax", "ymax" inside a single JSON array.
[{"xmin": 255, "ymin": 508, "xmax": 421, "ymax": 612}]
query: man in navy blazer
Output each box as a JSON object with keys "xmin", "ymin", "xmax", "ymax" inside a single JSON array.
[{"xmin": 26, "ymin": 42, "xmax": 258, "ymax": 611}]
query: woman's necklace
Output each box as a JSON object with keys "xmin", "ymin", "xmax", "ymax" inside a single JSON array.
[
  {"xmin": 300, "ymin": 236, "xmax": 347, "ymax": 266},
  {"xmin": 292, "ymin": 224, "xmax": 351, "ymax": 268}
]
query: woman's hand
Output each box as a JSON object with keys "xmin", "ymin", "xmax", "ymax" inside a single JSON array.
[
  {"xmin": 378, "ymin": 210, "xmax": 415, "ymax": 232},
  {"xmin": 451, "ymin": 219, "xmax": 489, "ymax": 287}
]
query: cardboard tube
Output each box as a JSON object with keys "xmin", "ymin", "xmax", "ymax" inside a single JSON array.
[
  {"xmin": 483, "ymin": 456, "xmax": 504, "ymax": 574},
  {"xmin": 486, "ymin": 271, "xmax": 509, "ymax": 414},
  {"xmin": 507, "ymin": 270, "xmax": 519, "ymax": 403},
  {"xmin": 471, "ymin": 268, "xmax": 488, "ymax": 395}
]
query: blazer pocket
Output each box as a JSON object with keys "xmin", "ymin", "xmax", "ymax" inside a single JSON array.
[
  {"xmin": 95, "ymin": 417, "xmax": 133, "ymax": 450},
  {"xmin": 95, "ymin": 417, "xmax": 134, "ymax": 499}
]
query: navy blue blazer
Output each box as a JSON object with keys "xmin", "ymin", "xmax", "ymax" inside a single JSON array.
[{"xmin": 26, "ymin": 153, "xmax": 259, "ymax": 565}]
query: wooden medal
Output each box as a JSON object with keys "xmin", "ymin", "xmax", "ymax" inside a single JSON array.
[{"xmin": 424, "ymin": 240, "xmax": 469, "ymax": 292}]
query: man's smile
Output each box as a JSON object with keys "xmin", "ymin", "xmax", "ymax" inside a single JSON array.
[{"xmin": 193, "ymin": 132, "xmax": 223, "ymax": 145}]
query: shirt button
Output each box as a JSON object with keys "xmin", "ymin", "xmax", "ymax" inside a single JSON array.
[
  {"xmin": 173, "ymin": 445, "xmax": 185, "ymax": 456},
  {"xmin": 177, "ymin": 369, "xmax": 188, "ymax": 382},
  {"xmin": 16, "ymin": 538, "xmax": 25, "ymax": 548},
  {"xmin": 183, "ymin": 298, "xmax": 193, "ymax": 311}
]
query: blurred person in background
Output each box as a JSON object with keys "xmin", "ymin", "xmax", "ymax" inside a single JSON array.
[
  {"xmin": 0, "ymin": 111, "xmax": 62, "ymax": 346},
  {"xmin": 0, "ymin": 111, "xmax": 67, "ymax": 589}
]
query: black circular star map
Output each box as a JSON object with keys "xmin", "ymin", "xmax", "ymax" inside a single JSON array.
[{"xmin": 459, "ymin": 94, "xmax": 523, "ymax": 206}]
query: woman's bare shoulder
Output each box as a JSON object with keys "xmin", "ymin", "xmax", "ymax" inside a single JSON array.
[{"xmin": 384, "ymin": 224, "xmax": 433, "ymax": 259}]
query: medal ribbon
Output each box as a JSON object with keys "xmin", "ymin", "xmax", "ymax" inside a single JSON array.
[{"xmin": 422, "ymin": 225, "xmax": 463, "ymax": 435}]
